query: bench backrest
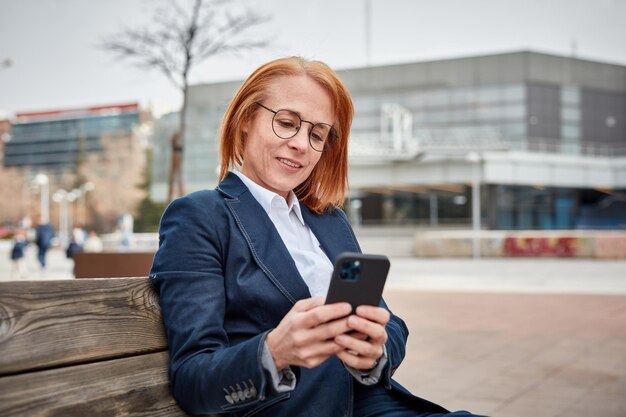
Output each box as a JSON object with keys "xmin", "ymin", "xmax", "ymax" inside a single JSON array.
[
  {"xmin": 0, "ymin": 277, "xmax": 189, "ymax": 417},
  {"xmin": 73, "ymin": 252, "xmax": 155, "ymax": 278}
]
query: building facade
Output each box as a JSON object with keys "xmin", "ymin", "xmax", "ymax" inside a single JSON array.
[
  {"xmin": 151, "ymin": 51, "xmax": 626, "ymax": 230},
  {"xmin": 0, "ymin": 103, "xmax": 148, "ymax": 232},
  {"xmin": 4, "ymin": 103, "xmax": 141, "ymax": 170}
]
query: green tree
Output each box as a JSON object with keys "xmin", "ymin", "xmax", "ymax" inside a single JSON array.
[{"xmin": 134, "ymin": 149, "xmax": 167, "ymax": 232}]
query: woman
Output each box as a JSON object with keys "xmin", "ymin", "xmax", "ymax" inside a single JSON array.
[{"xmin": 150, "ymin": 57, "xmax": 485, "ymax": 417}]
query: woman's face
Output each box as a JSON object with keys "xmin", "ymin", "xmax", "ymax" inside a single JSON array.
[{"xmin": 241, "ymin": 75, "xmax": 334, "ymax": 199}]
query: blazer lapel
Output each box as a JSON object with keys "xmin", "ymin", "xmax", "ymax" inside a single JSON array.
[
  {"xmin": 300, "ymin": 204, "xmax": 362, "ymax": 265},
  {"xmin": 218, "ymin": 173, "xmax": 311, "ymax": 304}
]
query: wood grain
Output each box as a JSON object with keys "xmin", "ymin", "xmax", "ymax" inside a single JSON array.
[
  {"xmin": 0, "ymin": 278, "xmax": 167, "ymax": 375},
  {"xmin": 0, "ymin": 351, "xmax": 191, "ymax": 417}
]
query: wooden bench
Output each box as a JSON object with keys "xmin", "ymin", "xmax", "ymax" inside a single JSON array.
[
  {"xmin": 0, "ymin": 277, "xmax": 194, "ymax": 417},
  {"xmin": 73, "ymin": 252, "xmax": 155, "ymax": 278}
]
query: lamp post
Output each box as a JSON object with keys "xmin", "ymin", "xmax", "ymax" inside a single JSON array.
[
  {"xmin": 466, "ymin": 152, "xmax": 482, "ymax": 259},
  {"xmin": 34, "ymin": 173, "xmax": 49, "ymax": 223},
  {"xmin": 53, "ymin": 189, "xmax": 68, "ymax": 246},
  {"xmin": 67, "ymin": 189, "xmax": 79, "ymax": 234},
  {"xmin": 78, "ymin": 182, "xmax": 95, "ymax": 226}
]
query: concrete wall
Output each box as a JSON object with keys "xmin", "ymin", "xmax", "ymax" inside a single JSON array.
[{"xmin": 414, "ymin": 230, "xmax": 626, "ymax": 259}]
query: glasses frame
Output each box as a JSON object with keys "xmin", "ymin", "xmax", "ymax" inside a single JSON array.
[{"xmin": 255, "ymin": 102, "xmax": 335, "ymax": 152}]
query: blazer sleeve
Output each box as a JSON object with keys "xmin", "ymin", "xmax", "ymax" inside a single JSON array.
[
  {"xmin": 150, "ymin": 195, "xmax": 284, "ymax": 416},
  {"xmin": 380, "ymin": 298, "xmax": 410, "ymax": 389},
  {"xmin": 335, "ymin": 207, "xmax": 409, "ymax": 389}
]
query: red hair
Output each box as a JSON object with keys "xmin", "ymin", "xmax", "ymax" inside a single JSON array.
[{"xmin": 219, "ymin": 57, "xmax": 354, "ymax": 214}]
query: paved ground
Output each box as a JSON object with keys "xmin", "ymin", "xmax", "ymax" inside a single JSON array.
[
  {"xmin": 1, "ymin": 246, "xmax": 625, "ymax": 416},
  {"xmin": 385, "ymin": 290, "xmax": 626, "ymax": 417}
]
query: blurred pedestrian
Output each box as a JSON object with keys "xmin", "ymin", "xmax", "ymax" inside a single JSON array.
[
  {"xmin": 83, "ymin": 230, "xmax": 103, "ymax": 253},
  {"xmin": 35, "ymin": 216, "xmax": 55, "ymax": 271},
  {"xmin": 65, "ymin": 237, "xmax": 82, "ymax": 259},
  {"xmin": 10, "ymin": 228, "xmax": 28, "ymax": 279}
]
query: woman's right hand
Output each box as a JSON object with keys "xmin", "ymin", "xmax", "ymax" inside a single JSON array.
[{"xmin": 265, "ymin": 297, "xmax": 352, "ymax": 370}]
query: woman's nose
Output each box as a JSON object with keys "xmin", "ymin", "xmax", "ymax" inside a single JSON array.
[{"xmin": 288, "ymin": 126, "xmax": 310, "ymax": 151}]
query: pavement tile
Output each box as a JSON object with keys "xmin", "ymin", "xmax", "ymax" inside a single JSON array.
[{"xmin": 384, "ymin": 290, "xmax": 626, "ymax": 417}]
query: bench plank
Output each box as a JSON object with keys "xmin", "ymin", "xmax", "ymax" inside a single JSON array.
[
  {"xmin": 0, "ymin": 351, "xmax": 190, "ymax": 417},
  {"xmin": 0, "ymin": 278, "xmax": 167, "ymax": 375},
  {"xmin": 73, "ymin": 252, "xmax": 155, "ymax": 278}
]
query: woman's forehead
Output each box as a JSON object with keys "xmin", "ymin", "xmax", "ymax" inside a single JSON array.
[{"xmin": 263, "ymin": 75, "xmax": 334, "ymax": 120}]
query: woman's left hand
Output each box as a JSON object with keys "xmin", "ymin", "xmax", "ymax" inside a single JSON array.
[{"xmin": 334, "ymin": 305, "xmax": 390, "ymax": 370}]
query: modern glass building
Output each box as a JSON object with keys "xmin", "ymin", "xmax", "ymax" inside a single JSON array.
[
  {"xmin": 4, "ymin": 103, "xmax": 141, "ymax": 170},
  {"xmin": 150, "ymin": 51, "xmax": 626, "ymax": 230}
]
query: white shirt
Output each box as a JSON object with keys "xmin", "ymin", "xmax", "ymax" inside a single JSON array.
[{"xmin": 233, "ymin": 170, "xmax": 334, "ymax": 297}]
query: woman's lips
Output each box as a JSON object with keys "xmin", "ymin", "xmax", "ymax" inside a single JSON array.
[{"xmin": 277, "ymin": 157, "xmax": 302, "ymax": 168}]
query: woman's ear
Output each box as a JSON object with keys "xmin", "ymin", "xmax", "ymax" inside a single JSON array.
[{"xmin": 242, "ymin": 116, "xmax": 250, "ymax": 137}]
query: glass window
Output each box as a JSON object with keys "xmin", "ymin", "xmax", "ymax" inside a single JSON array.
[
  {"xmin": 475, "ymin": 104, "xmax": 502, "ymax": 120},
  {"xmin": 561, "ymin": 125, "xmax": 580, "ymax": 139},
  {"xmin": 561, "ymin": 107, "xmax": 580, "ymax": 122},
  {"xmin": 404, "ymin": 91, "xmax": 427, "ymax": 109},
  {"xmin": 504, "ymin": 105, "xmax": 526, "ymax": 119},
  {"xmin": 424, "ymin": 89, "xmax": 449, "ymax": 108},
  {"xmin": 476, "ymin": 86, "xmax": 502, "ymax": 104},
  {"xmin": 561, "ymin": 87, "xmax": 580, "ymax": 105},
  {"xmin": 353, "ymin": 96, "xmax": 379, "ymax": 113},
  {"xmin": 450, "ymin": 87, "xmax": 476, "ymax": 105},
  {"xmin": 352, "ymin": 115, "xmax": 379, "ymax": 131},
  {"xmin": 500, "ymin": 122, "xmax": 526, "ymax": 139},
  {"xmin": 422, "ymin": 109, "xmax": 449, "ymax": 124},
  {"xmin": 504, "ymin": 84, "xmax": 525, "ymax": 102},
  {"xmin": 450, "ymin": 108, "xmax": 474, "ymax": 123}
]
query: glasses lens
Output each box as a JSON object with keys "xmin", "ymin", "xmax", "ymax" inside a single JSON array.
[
  {"xmin": 309, "ymin": 124, "xmax": 333, "ymax": 152},
  {"xmin": 272, "ymin": 110, "xmax": 300, "ymax": 139}
]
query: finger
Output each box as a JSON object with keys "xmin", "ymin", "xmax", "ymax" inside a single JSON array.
[
  {"xmin": 335, "ymin": 333, "xmax": 383, "ymax": 359},
  {"xmin": 299, "ymin": 339, "xmax": 345, "ymax": 360},
  {"xmin": 308, "ymin": 316, "xmax": 351, "ymax": 341},
  {"xmin": 291, "ymin": 296, "xmax": 326, "ymax": 312},
  {"xmin": 336, "ymin": 350, "xmax": 380, "ymax": 370},
  {"xmin": 298, "ymin": 303, "xmax": 352, "ymax": 328},
  {"xmin": 350, "ymin": 331, "xmax": 369, "ymax": 341},
  {"xmin": 298, "ymin": 353, "xmax": 336, "ymax": 369},
  {"xmin": 346, "ymin": 315, "xmax": 388, "ymax": 343},
  {"xmin": 355, "ymin": 305, "xmax": 391, "ymax": 326}
]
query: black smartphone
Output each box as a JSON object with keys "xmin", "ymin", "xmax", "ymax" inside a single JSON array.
[{"xmin": 325, "ymin": 252, "xmax": 390, "ymax": 313}]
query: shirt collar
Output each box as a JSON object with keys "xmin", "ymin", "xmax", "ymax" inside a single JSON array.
[{"xmin": 232, "ymin": 170, "xmax": 305, "ymax": 226}]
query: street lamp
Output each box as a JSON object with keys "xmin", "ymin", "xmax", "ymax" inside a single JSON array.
[
  {"xmin": 67, "ymin": 189, "xmax": 79, "ymax": 233},
  {"xmin": 34, "ymin": 173, "xmax": 49, "ymax": 223},
  {"xmin": 53, "ymin": 189, "xmax": 67, "ymax": 246},
  {"xmin": 78, "ymin": 182, "xmax": 95, "ymax": 225},
  {"xmin": 466, "ymin": 152, "xmax": 482, "ymax": 259}
]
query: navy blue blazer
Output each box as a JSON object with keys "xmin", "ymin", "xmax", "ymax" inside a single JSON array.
[{"xmin": 150, "ymin": 172, "xmax": 447, "ymax": 416}]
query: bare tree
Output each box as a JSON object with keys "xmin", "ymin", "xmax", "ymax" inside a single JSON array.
[{"xmin": 100, "ymin": 0, "xmax": 270, "ymax": 202}]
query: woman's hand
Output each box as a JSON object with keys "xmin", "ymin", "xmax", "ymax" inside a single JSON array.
[
  {"xmin": 265, "ymin": 297, "xmax": 352, "ymax": 370},
  {"xmin": 334, "ymin": 305, "xmax": 390, "ymax": 370}
]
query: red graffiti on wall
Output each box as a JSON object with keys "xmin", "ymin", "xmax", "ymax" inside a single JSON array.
[{"xmin": 503, "ymin": 237, "xmax": 578, "ymax": 257}]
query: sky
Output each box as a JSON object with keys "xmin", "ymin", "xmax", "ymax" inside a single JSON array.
[{"xmin": 1, "ymin": 0, "xmax": 625, "ymax": 118}]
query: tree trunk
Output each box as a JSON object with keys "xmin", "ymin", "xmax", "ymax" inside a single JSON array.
[{"xmin": 166, "ymin": 85, "xmax": 188, "ymax": 203}]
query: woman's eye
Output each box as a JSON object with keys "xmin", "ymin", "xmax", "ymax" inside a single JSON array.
[
  {"xmin": 276, "ymin": 119, "xmax": 297, "ymax": 129},
  {"xmin": 311, "ymin": 132, "xmax": 325, "ymax": 142}
]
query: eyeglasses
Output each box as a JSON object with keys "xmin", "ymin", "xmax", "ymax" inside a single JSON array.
[{"xmin": 255, "ymin": 102, "xmax": 336, "ymax": 152}]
